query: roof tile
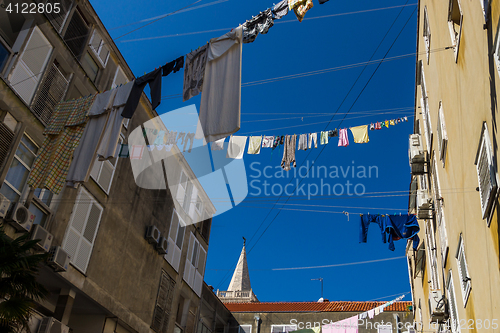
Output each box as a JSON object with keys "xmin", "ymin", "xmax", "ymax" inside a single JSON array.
[{"xmin": 223, "ymin": 301, "xmax": 411, "ymax": 313}]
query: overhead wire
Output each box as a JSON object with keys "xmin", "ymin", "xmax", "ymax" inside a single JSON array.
[{"xmin": 214, "ymin": 2, "xmax": 417, "ymax": 289}]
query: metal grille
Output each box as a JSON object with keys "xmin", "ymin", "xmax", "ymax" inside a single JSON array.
[
  {"xmin": 0, "ymin": 123, "xmax": 14, "ymax": 169},
  {"xmin": 45, "ymin": 0, "xmax": 73, "ymax": 33},
  {"xmin": 63, "ymin": 9, "xmax": 89, "ymax": 58},
  {"xmin": 31, "ymin": 62, "xmax": 70, "ymax": 125}
]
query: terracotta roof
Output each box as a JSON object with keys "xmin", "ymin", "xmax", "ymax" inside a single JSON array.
[{"xmin": 224, "ymin": 301, "xmax": 411, "ymax": 313}]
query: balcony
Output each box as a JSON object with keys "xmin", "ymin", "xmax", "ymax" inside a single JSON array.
[{"xmin": 216, "ymin": 289, "xmax": 258, "ymax": 303}]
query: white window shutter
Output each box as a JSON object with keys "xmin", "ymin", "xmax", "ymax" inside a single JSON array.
[
  {"xmin": 62, "ymin": 188, "xmax": 103, "ymax": 273},
  {"xmin": 10, "ymin": 27, "xmax": 53, "ymax": 105},
  {"xmin": 194, "ymin": 246, "xmax": 207, "ymax": 296},
  {"xmin": 189, "ymin": 186, "xmax": 198, "ymax": 220},
  {"xmin": 476, "ymin": 124, "xmax": 498, "ymax": 219},
  {"xmin": 456, "ymin": 236, "xmax": 471, "ymax": 305},
  {"xmin": 89, "ymin": 30, "xmax": 102, "ymax": 53},
  {"xmin": 437, "ymin": 103, "xmax": 448, "ymax": 163},
  {"xmin": 166, "ymin": 211, "xmax": 179, "ymax": 270},
  {"xmin": 176, "ymin": 175, "xmax": 186, "ymax": 208},
  {"xmin": 183, "ymin": 233, "xmax": 195, "ymax": 286}
]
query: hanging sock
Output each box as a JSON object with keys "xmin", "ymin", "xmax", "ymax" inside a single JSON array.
[
  {"xmin": 262, "ymin": 135, "xmax": 274, "ymax": 148},
  {"xmin": 390, "ymin": 119, "xmax": 395, "ymax": 126},
  {"xmin": 212, "ymin": 137, "xmax": 225, "ymax": 151},
  {"xmin": 350, "ymin": 125, "xmax": 369, "ymax": 144},
  {"xmin": 385, "ymin": 120, "xmax": 389, "ymax": 128},
  {"xmin": 328, "ymin": 129, "xmax": 338, "ymax": 137},
  {"xmin": 273, "ymin": 0, "xmax": 289, "ymax": 19},
  {"xmin": 289, "ymin": 0, "xmax": 313, "ymax": 22},
  {"xmin": 338, "ymin": 128, "xmax": 349, "ymax": 147},
  {"xmin": 183, "ymin": 44, "xmax": 209, "ymax": 101},
  {"xmin": 281, "ymin": 134, "xmax": 297, "ymax": 171},
  {"xmin": 370, "ymin": 123, "xmax": 375, "ymax": 131},
  {"xmin": 242, "ymin": 9, "xmax": 274, "ymax": 43},
  {"xmin": 320, "ymin": 131, "xmax": 329, "ymax": 145},
  {"xmin": 248, "ymin": 136, "xmax": 263, "ymax": 154},
  {"xmin": 297, "ymin": 134, "xmax": 308, "ymax": 150},
  {"xmin": 227, "ymin": 135, "xmax": 247, "ymax": 159},
  {"xmin": 308, "ymin": 132, "xmax": 317, "ymax": 148},
  {"xmin": 375, "ymin": 121, "xmax": 382, "ymax": 130},
  {"xmin": 404, "ymin": 116, "xmax": 408, "ymax": 122}
]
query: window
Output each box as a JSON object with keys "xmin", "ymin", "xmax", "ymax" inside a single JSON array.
[
  {"xmin": 89, "ymin": 30, "xmax": 110, "ymax": 67},
  {"xmin": 62, "ymin": 187, "xmax": 103, "ymax": 273},
  {"xmin": 30, "ymin": 188, "xmax": 53, "ymax": 227},
  {"xmin": 43, "ymin": 0, "xmax": 73, "ymax": 33},
  {"xmin": 63, "ymin": 8, "xmax": 89, "ymax": 58},
  {"xmin": 31, "ymin": 60, "xmax": 71, "ymax": 125},
  {"xmin": 423, "ymin": 6, "xmax": 431, "ymax": 62},
  {"xmin": 475, "ymin": 123, "xmax": 497, "ymax": 221},
  {"xmin": 413, "ymin": 241, "xmax": 425, "ymax": 279},
  {"xmin": 176, "ymin": 170, "xmax": 202, "ymax": 223},
  {"xmin": 152, "ymin": 270, "xmax": 175, "ymax": 333},
  {"xmin": 378, "ymin": 324, "xmax": 392, "ymax": 333},
  {"xmin": 425, "ymin": 221, "xmax": 440, "ymax": 289},
  {"xmin": 183, "ymin": 233, "xmax": 207, "ymax": 296},
  {"xmin": 165, "ymin": 211, "xmax": 185, "ymax": 272},
  {"xmin": 1, "ymin": 135, "xmax": 38, "ymax": 203},
  {"xmin": 446, "ymin": 270, "xmax": 460, "ymax": 333},
  {"xmin": 0, "ymin": 117, "xmax": 15, "ymax": 170},
  {"xmin": 90, "ymin": 137, "xmax": 122, "ymax": 194},
  {"xmin": 0, "ymin": 40, "xmax": 10, "ymax": 74},
  {"xmin": 238, "ymin": 325, "xmax": 252, "ymax": 333},
  {"xmin": 112, "ymin": 65, "xmax": 129, "ymax": 88},
  {"xmin": 271, "ymin": 325, "xmax": 297, "ymax": 333},
  {"xmin": 419, "ymin": 63, "xmax": 432, "ymax": 153},
  {"xmin": 455, "ymin": 235, "xmax": 471, "ymax": 306},
  {"xmin": 198, "ymin": 323, "xmax": 211, "ymax": 333},
  {"xmin": 432, "ymin": 159, "xmax": 449, "ymax": 264},
  {"xmin": 448, "ymin": 0, "xmax": 463, "ymax": 62},
  {"xmin": 9, "ymin": 26, "xmax": 53, "ymax": 105},
  {"xmin": 82, "ymin": 52, "xmax": 99, "ymax": 82},
  {"xmin": 436, "ymin": 102, "xmax": 448, "ymax": 166}
]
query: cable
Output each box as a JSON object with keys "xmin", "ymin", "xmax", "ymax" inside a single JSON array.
[
  {"xmin": 367, "ymin": 291, "xmax": 411, "ymax": 302},
  {"xmin": 272, "ymin": 256, "xmax": 407, "ymax": 271},
  {"xmin": 118, "ymin": 3, "xmax": 418, "ymax": 43},
  {"xmin": 215, "ymin": 3, "xmax": 418, "ymax": 289}
]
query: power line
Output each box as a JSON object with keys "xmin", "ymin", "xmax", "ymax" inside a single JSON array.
[
  {"xmin": 118, "ymin": 3, "xmax": 418, "ymax": 43},
  {"xmin": 272, "ymin": 256, "xmax": 407, "ymax": 271}
]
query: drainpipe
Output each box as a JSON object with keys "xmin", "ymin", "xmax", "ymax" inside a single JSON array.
[{"xmin": 255, "ymin": 314, "xmax": 261, "ymax": 333}]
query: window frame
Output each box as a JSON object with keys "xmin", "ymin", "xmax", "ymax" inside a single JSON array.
[
  {"xmin": 270, "ymin": 325, "xmax": 297, "ymax": 333},
  {"xmin": 455, "ymin": 235, "xmax": 471, "ymax": 306},
  {"xmin": 88, "ymin": 29, "xmax": 110, "ymax": 67},
  {"xmin": 437, "ymin": 102, "xmax": 448, "ymax": 166},
  {"xmin": 238, "ymin": 325, "xmax": 252, "ymax": 333},
  {"xmin": 432, "ymin": 158, "xmax": 449, "ymax": 265}
]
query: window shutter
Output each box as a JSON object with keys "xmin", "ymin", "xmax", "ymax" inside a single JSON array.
[
  {"xmin": 0, "ymin": 123, "xmax": 14, "ymax": 170},
  {"xmin": 194, "ymin": 246, "xmax": 206, "ymax": 296},
  {"xmin": 456, "ymin": 236, "xmax": 471, "ymax": 305},
  {"xmin": 31, "ymin": 61, "xmax": 71, "ymax": 125},
  {"xmin": 176, "ymin": 173, "xmax": 186, "ymax": 207},
  {"xmin": 64, "ymin": 9, "xmax": 89, "ymax": 57},
  {"xmin": 432, "ymin": 160, "xmax": 448, "ymax": 264},
  {"xmin": 437, "ymin": 103, "xmax": 448, "ymax": 163},
  {"xmin": 112, "ymin": 66, "xmax": 128, "ymax": 88},
  {"xmin": 183, "ymin": 233, "xmax": 196, "ymax": 287},
  {"xmin": 201, "ymin": 219, "xmax": 211, "ymax": 241},
  {"xmin": 62, "ymin": 188, "xmax": 103, "ymax": 273},
  {"xmin": 189, "ymin": 186, "xmax": 198, "ymax": 220},
  {"xmin": 165, "ymin": 211, "xmax": 182, "ymax": 271},
  {"xmin": 152, "ymin": 270, "xmax": 175, "ymax": 333},
  {"xmin": 45, "ymin": 0, "xmax": 73, "ymax": 33},
  {"xmin": 425, "ymin": 221, "xmax": 439, "ymax": 290},
  {"xmin": 475, "ymin": 124, "xmax": 497, "ymax": 219},
  {"xmin": 10, "ymin": 27, "xmax": 53, "ymax": 105},
  {"xmin": 446, "ymin": 271, "xmax": 460, "ymax": 332}
]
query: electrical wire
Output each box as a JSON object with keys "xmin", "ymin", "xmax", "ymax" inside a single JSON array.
[{"xmin": 118, "ymin": 3, "xmax": 418, "ymax": 43}]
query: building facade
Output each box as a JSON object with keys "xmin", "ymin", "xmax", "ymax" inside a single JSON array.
[
  {"xmin": 407, "ymin": 0, "xmax": 500, "ymax": 332},
  {"xmin": 0, "ymin": 1, "xmax": 214, "ymax": 332}
]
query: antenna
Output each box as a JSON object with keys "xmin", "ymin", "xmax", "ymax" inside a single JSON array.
[{"xmin": 311, "ymin": 277, "xmax": 324, "ymax": 300}]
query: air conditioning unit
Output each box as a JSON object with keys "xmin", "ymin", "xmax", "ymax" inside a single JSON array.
[
  {"xmin": 0, "ymin": 193, "xmax": 11, "ymax": 218},
  {"xmin": 156, "ymin": 236, "xmax": 168, "ymax": 254},
  {"xmin": 417, "ymin": 190, "xmax": 433, "ymax": 219},
  {"xmin": 30, "ymin": 224, "xmax": 53, "ymax": 252},
  {"xmin": 37, "ymin": 316, "xmax": 69, "ymax": 333},
  {"xmin": 429, "ymin": 289, "xmax": 446, "ymax": 323},
  {"xmin": 6, "ymin": 202, "xmax": 35, "ymax": 232},
  {"xmin": 409, "ymin": 134, "xmax": 426, "ymax": 175},
  {"xmin": 145, "ymin": 225, "xmax": 160, "ymax": 244},
  {"xmin": 47, "ymin": 246, "xmax": 70, "ymax": 272}
]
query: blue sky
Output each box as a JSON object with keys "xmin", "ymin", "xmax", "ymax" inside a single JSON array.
[{"xmin": 90, "ymin": 0, "xmax": 418, "ymax": 302}]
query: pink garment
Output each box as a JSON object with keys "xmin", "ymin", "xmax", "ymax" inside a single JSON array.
[
  {"xmin": 322, "ymin": 315, "xmax": 358, "ymax": 333},
  {"xmin": 338, "ymin": 128, "xmax": 349, "ymax": 147}
]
